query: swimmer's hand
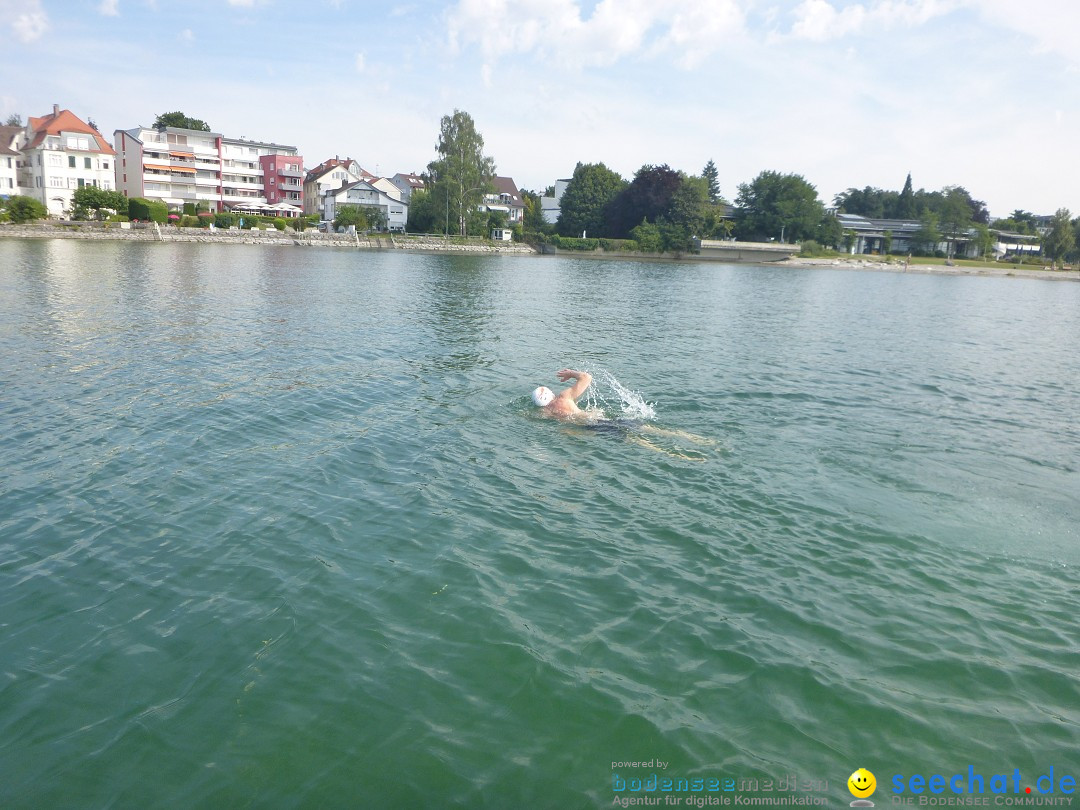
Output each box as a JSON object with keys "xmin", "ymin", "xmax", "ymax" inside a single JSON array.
[
  {"xmin": 555, "ymin": 369, "xmax": 592, "ymax": 401},
  {"xmin": 556, "ymin": 368, "xmax": 587, "ymax": 382}
]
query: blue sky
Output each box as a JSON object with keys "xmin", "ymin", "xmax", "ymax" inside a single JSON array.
[{"xmin": 2, "ymin": 0, "xmax": 1077, "ymax": 218}]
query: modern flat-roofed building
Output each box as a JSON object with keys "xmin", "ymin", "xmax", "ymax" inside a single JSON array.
[{"xmin": 114, "ymin": 125, "xmax": 303, "ymax": 215}]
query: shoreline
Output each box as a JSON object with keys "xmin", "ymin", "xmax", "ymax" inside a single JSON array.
[
  {"xmin": 779, "ymin": 256, "xmax": 1080, "ymax": 282},
  {"xmin": 3, "ymin": 225, "xmax": 1077, "ymax": 281},
  {"xmin": 0, "ymin": 223, "xmax": 537, "ymax": 255}
]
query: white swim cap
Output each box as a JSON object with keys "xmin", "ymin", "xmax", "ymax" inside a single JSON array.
[{"xmin": 532, "ymin": 386, "xmax": 555, "ymax": 407}]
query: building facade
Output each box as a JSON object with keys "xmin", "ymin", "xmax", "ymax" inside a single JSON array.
[
  {"xmin": 541, "ymin": 178, "xmax": 571, "ymax": 225},
  {"xmin": 321, "ymin": 180, "xmax": 408, "ymax": 231},
  {"xmin": 303, "ymin": 158, "xmax": 369, "ymax": 215},
  {"xmin": 0, "ymin": 125, "xmax": 19, "ymax": 198},
  {"xmin": 114, "ymin": 125, "xmax": 302, "ymax": 215},
  {"xmin": 16, "ymin": 105, "xmax": 116, "ymax": 216},
  {"xmin": 482, "ymin": 176, "xmax": 525, "ymax": 224},
  {"xmin": 390, "ymin": 172, "xmax": 425, "ymax": 201}
]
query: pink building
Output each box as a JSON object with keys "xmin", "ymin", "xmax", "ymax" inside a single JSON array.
[{"xmin": 260, "ymin": 153, "xmax": 304, "ymax": 206}]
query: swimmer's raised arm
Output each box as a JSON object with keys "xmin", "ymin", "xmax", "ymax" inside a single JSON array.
[{"xmin": 555, "ymin": 369, "xmax": 592, "ymax": 401}]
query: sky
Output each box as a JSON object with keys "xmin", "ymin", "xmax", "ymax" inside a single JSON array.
[{"xmin": 1, "ymin": 0, "xmax": 1078, "ymax": 218}]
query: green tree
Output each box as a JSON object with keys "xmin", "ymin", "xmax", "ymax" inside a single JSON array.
[
  {"xmin": 895, "ymin": 173, "xmax": 916, "ymax": 219},
  {"xmin": 71, "ymin": 186, "xmax": 128, "ymax": 220},
  {"xmin": 556, "ymin": 162, "xmax": 625, "ymax": 238},
  {"xmin": 702, "ymin": 159, "xmax": 721, "ymax": 204},
  {"xmin": 630, "ymin": 220, "xmax": 663, "ymax": 252},
  {"xmin": 153, "ymin": 111, "xmax": 211, "ymax": 131},
  {"xmin": 817, "ymin": 212, "xmax": 842, "ymax": 249},
  {"xmin": 734, "ymin": 171, "xmax": 824, "ymax": 243},
  {"xmin": 3, "ymin": 113, "xmax": 22, "ymax": 127},
  {"xmin": 938, "ymin": 186, "xmax": 974, "ymax": 258},
  {"xmin": 3, "ymin": 195, "xmax": 48, "ymax": 223},
  {"xmin": 519, "ymin": 189, "xmax": 550, "ymax": 234},
  {"xmin": 406, "ymin": 188, "xmax": 438, "ymax": 233},
  {"xmin": 426, "ymin": 109, "xmax": 495, "ymax": 236},
  {"xmin": 334, "ymin": 204, "xmax": 369, "ymax": 231},
  {"xmin": 1042, "ymin": 208, "xmax": 1075, "ymax": 269},
  {"xmin": 967, "ymin": 223, "xmax": 993, "ymax": 260},
  {"xmin": 912, "ymin": 211, "xmax": 942, "ymax": 256},
  {"xmin": 605, "ymin": 164, "xmax": 684, "ymax": 238}
]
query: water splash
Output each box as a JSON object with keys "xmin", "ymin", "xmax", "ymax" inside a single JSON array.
[{"xmin": 581, "ymin": 366, "xmax": 657, "ymax": 420}]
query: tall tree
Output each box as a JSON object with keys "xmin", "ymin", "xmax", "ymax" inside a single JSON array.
[
  {"xmin": 426, "ymin": 109, "xmax": 495, "ymax": 236},
  {"xmin": 734, "ymin": 170, "xmax": 824, "ymax": 243},
  {"xmin": 605, "ymin": 164, "xmax": 683, "ymax": 238},
  {"xmin": 1042, "ymin": 208, "xmax": 1075, "ymax": 269},
  {"xmin": 555, "ymin": 162, "xmax": 625, "ymax": 238},
  {"xmin": 895, "ymin": 173, "xmax": 916, "ymax": 218},
  {"xmin": 153, "ymin": 111, "xmax": 211, "ymax": 131},
  {"xmin": 3, "ymin": 113, "xmax": 22, "ymax": 127},
  {"xmin": 937, "ymin": 186, "xmax": 974, "ymax": 258},
  {"xmin": 702, "ymin": 159, "xmax": 721, "ymax": 204}
]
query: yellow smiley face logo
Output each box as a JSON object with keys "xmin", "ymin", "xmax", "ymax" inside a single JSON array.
[{"xmin": 848, "ymin": 768, "xmax": 877, "ymax": 798}]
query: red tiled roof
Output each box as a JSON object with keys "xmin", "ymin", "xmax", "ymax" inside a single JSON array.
[{"xmin": 25, "ymin": 108, "xmax": 115, "ymax": 154}]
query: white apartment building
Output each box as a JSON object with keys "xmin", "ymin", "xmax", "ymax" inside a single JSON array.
[
  {"xmin": 15, "ymin": 105, "xmax": 117, "ymax": 216},
  {"xmin": 114, "ymin": 125, "xmax": 302, "ymax": 214},
  {"xmin": 0, "ymin": 125, "xmax": 19, "ymax": 198}
]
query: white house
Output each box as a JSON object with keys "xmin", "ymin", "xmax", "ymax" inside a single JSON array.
[
  {"xmin": 390, "ymin": 172, "xmax": 425, "ymax": 201},
  {"xmin": 541, "ymin": 178, "xmax": 571, "ymax": 224},
  {"xmin": 17, "ymin": 105, "xmax": 116, "ymax": 217},
  {"xmin": 481, "ymin": 176, "xmax": 524, "ymax": 224},
  {"xmin": 303, "ymin": 158, "xmax": 369, "ymax": 215},
  {"xmin": 0, "ymin": 125, "xmax": 19, "ymax": 199},
  {"xmin": 322, "ymin": 180, "xmax": 408, "ymax": 231}
]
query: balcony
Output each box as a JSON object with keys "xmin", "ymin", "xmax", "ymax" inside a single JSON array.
[{"xmin": 278, "ymin": 168, "xmax": 303, "ymax": 178}]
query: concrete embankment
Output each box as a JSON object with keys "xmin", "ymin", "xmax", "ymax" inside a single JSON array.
[{"xmin": 0, "ymin": 223, "xmax": 537, "ymax": 255}]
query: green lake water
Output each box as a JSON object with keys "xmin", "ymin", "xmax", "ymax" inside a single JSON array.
[{"xmin": 0, "ymin": 239, "xmax": 1077, "ymax": 808}]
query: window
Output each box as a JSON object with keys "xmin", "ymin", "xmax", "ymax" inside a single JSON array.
[
  {"xmin": 84, "ymin": 157, "xmax": 92, "ymax": 169},
  {"xmin": 50, "ymin": 177, "xmax": 64, "ymax": 188},
  {"xmin": 78, "ymin": 178, "xmax": 86, "ymax": 188},
  {"xmin": 49, "ymin": 153, "xmax": 63, "ymax": 167},
  {"xmin": 66, "ymin": 135, "xmax": 90, "ymax": 150},
  {"xmin": 103, "ymin": 161, "xmax": 110, "ymax": 170},
  {"xmin": 69, "ymin": 155, "xmax": 76, "ymax": 168}
]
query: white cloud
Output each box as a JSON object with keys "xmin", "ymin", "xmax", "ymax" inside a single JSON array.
[
  {"xmin": 226, "ymin": 0, "xmax": 256, "ymax": 6},
  {"xmin": 355, "ymin": 52, "xmax": 365, "ymax": 72},
  {"xmin": 969, "ymin": 0, "xmax": 1080, "ymax": 69},
  {"xmin": 178, "ymin": 28, "xmax": 194, "ymax": 42},
  {"xmin": 1, "ymin": 0, "xmax": 50, "ymax": 42},
  {"xmin": 99, "ymin": 0, "xmax": 120, "ymax": 16},
  {"xmin": 446, "ymin": 0, "xmax": 747, "ymax": 72},
  {"xmin": 784, "ymin": 0, "xmax": 958, "ymax": 42}
]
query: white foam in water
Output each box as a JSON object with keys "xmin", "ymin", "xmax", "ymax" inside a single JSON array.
[{"xmin": 581, "ymin": 367, "xmax": 657, "ymax": 420}]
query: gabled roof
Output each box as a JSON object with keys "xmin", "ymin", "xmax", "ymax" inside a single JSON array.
[
  {"xmin": 393, "ymin": 172, "xmax": 425, "ymax": 189},
  {"xmin": 0, "ymin": 125, "xmax": 21, "ymax": 156},
  {"xmin": 490, "ymin": 175, "xmax": 524, "ymax": 207},
  {"xmin": 305, "ymin": 157, "xmax": 374, "ymax": 184},
  {"xmin": 25, "ymin": 107, "xmax": 115, "ymax": 154}
]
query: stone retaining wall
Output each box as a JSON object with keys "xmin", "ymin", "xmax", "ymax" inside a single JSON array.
[{"xmin": 0, "ymin": 223, "xmax": 537, "ymax": 255}]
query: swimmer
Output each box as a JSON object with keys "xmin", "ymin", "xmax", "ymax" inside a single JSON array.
[
  {"xmin": 532, "ymin": 368, "xmax": 719, "ymax": 460},
  {"xmin": 532, "ymin": 368, "xmax": 593, "ymax": 420}
]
